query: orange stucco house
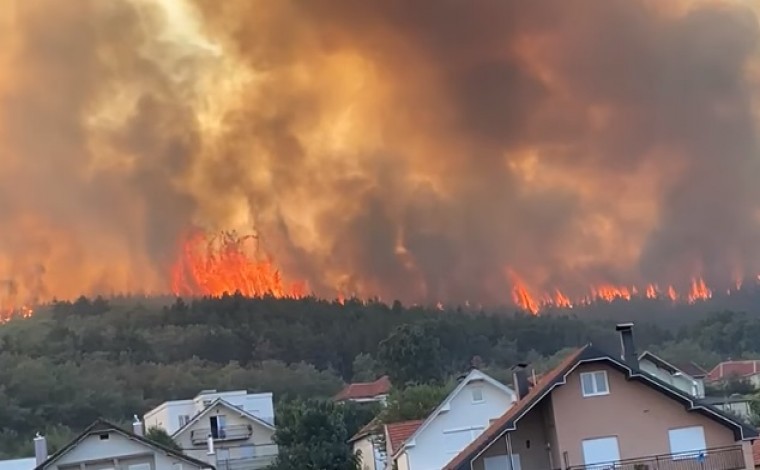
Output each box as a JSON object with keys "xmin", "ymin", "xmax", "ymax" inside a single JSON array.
[{"xmin": 444, "ymin": 323, "xmax": 757, "ymax": 470}]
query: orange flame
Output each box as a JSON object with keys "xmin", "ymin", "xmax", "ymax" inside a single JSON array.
[
  {"xmin": 505, "ymin": 267, "xmax": 729, "ymax": 314},
  {"xmin": 687, "ymin": 277, "xmax": 711, "ymax": 304},
  {"xmin": 171, "ymin": 231, "xmax": 307, "ymax": 299},
  {"xmin": 507, "ymin": 270, "xmax": 539, "ymax": 315}
]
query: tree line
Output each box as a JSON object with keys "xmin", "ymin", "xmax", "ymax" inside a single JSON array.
[{"xmin": 0, "ymin": 294, "xmax": 758, "ymax": 458}]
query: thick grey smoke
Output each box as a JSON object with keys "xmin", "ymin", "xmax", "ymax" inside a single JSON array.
[{"xmin": 0, "ymin": 0, "xmax": 759, "ymax": 308}]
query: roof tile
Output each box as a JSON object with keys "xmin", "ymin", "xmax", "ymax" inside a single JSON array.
[
  {"xmin": 334, "ymin": 376, "xmax": 392, "ymax": 401},
  {"xmin": 386, "ymin": 420, "xmax": 423, "ymax": 455}
]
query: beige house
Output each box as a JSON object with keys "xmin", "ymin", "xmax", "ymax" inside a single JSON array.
[
  {"xmin": 444, "ymin": 323, "xmax": 758, "ymax": 470},
  {"xmin": 34, "ymin": 419, "xmax": 212, "ymax": 470},
  {"xmin": 172, "ymin": 398, "xmax": 277, "ymax": 470}
]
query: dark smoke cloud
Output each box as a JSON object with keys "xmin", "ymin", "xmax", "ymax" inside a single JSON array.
[{"xmin": 0, "ymin": 0, "xmax": 759, "ymax": 307}]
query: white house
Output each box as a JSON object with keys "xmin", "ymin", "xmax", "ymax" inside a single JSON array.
[
  {"xmin": 172, "ymin": 398, "xmax": 279, "ymax": 470},
  {"xmin": 390, "ymin": 369, "xmax": 517, "ymax": 470},
  {"xmin": 638, "ymin": 351, "xmax": 706, "ymax": 398},
  {"xmin": 144, "ymin": 389, "xmax": 275, "ymax": 436},
  {"xmin": 33, "ymin": 419, "xmax": 212, "ymax": 470}
]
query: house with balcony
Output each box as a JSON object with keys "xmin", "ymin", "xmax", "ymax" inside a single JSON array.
[
  {"xmin": 638, "ymin": 351, "xmax": 706, "ymax": 398},
  {"xmin": 171, "ymin": 398, "xmax": 278, "ymax": 470},
  {"xmin": 144, "ymin": 390, "xmax": 277, "ymax": 470},
  {"xmin": 444, "ymin": 323, "xmax": 758, "ymax": 470},
  {"xmin": 33, "ymin": 419, "xmax": 213, "ymax": 470},
  {"xmin": 144, "ymin": 390, "xmax": 274, "ymax": 436}
]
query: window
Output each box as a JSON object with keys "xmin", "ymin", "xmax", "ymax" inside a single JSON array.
[
  {"xmin": 178, "ymin": 415, "xmax": 190, "ymax": 427},
  {"xmin": 443, "ymin": 427, "xmax": 485, "ymax": 454},
  {"xmin": 98, "ymin": 433, "xmax": 110, "ymax": 441},
  {"xmin": 471, "ymin": 388, "xmax": 484, "ymax": 403},
  {"xmin": 580, "ymin": 371, "xmax": 609, "ymax": 397},
  {"xmin": 582, "ymin": 437, "xmax": 620, "ymax": 468},
  {"xmin": 668, "ymin": 426, "xmax": 706, "ymax": 460},
  {"xmin": 484, "ymin": 454, "xmax": 521, "ymax": 470}
]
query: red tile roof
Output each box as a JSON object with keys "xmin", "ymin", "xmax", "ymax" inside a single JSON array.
[
  {"xmin": 707, "ymin": 360, "xmax": 760, "ymax": 382},
  {"xmin": 386, "ymin": 420, "xmax": 423, "ymax": 455},
  {"xmin": 334, "ymin": 376, "xmax": 392, "ymax": 401},
  {"xmin": 443, "ymin": 347, "xmax": 588, "ymax": 470}
]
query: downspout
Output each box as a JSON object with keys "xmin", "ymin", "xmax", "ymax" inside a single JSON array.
[{"xmin": 507, "ymin": 433, "xmax": 515, "ymax": 470}]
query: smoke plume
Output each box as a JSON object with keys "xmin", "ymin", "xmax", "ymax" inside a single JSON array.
[{"xmin": 1, "ymin": 0, "xmax": 759, "ymax": 307}]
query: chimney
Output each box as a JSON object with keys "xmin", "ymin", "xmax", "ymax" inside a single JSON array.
[
  {"xmin": 34, "ymin": 433, "xmax": 47, "ymax": 466},
  {"xmin": 512, "ymin": 363, "xmax": 530, "ymax": 400},
  {"xmin": 132, "ymin": 415, "xmax": 144, "ymax": 437},
  {"xmin": 616, "ymin": 322, "xmax": 638, "ymax": 368},
  {"xmin": 207, "ymin": 435, "xmax": 215, "ymax": 456}
]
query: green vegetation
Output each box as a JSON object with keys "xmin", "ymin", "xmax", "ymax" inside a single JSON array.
[{"xmin": 0, "ymin": 294, "xmax": 759, "ymax": 458}]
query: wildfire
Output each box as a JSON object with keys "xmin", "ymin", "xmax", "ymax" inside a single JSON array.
[
  {"xmin": 0, "ymin": 306, "xmax": 33, "ymax": 323},
  {"xmin": 506, "ymin": 268, "xmax": 724, "ymax": 315},
  {"xmin": 171, "ymin": 231, "xmax": 307, "ymax": 299}
]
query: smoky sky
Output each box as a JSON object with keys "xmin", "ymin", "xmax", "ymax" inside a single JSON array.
[{"xmin": 0, "ymin": 0, "xmax": 759, "ymax": 306}]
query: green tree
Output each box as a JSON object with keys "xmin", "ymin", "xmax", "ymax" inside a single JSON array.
[
  {"xmin": 270, "ymin": 399, "xmax": 358, "ymax": 470},
  {"xmin": 378, "ymin": 324, "xmax": 444, "ymax": 386},
  {"xmin": 351, "ymin": 353, "xmax": 379, "ymax": 382},
  {"xmin": 380, "ymin": 383, "xmax": 450, "ymax": 423},
  {"xmin": 145, "ymin": 427, "xmax": 182, "ymax": 452}
]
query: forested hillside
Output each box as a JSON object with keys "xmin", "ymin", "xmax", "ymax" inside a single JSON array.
[{"xmin": 0, "ymin": 294, "xmax": 758, "ymax": 457}]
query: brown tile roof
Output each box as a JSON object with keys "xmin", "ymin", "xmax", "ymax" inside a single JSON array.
[
  {"xmin": 443, "ymin": 346, "xmax": 588, "ymax": 470},
  {"xmin": 334, "ymin": 376, "xmax": 392, "ymax": 401},
  {"xmin": 753, "ymin": 435, "xmax": 760, "ymax": 466},
  {"xmin": 707, "ymin": 360, "xmax": 760, "ymax": 382},
  {"xmin": 386, "ymin": 420, "xmax": 423, "ymax": 455}
]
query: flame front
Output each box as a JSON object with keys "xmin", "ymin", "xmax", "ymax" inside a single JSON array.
[
  {"xmin": 505, "ymin": 269, "xmax": 726, "ymax": 314},
  {"xmin": 171, "ymin": 231, "xmax": 307, "ymax": 299}
]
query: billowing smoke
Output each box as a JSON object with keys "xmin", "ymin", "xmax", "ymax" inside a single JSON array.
[{"xmin": 0, "ymin": 0, "xmax": 759, "ymax": 307}]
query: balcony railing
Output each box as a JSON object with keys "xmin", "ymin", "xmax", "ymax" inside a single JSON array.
[
  {"xmin": 568, "ymin": 445, "xmax": 746, "ymax": 470},
  {"xmin": 190, "ymin": 424, "xmax": 253, "ymax": 444},
  {"xmin": 215, "ymin": 446, "xmax": 279, "ymax": 470}
]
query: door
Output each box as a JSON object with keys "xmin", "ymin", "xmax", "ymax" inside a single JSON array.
[
  {"xmin": 582, "ymin": 437, "xmax": 620, "ymax": 469},
  {"xmin": 210, "ymin": 415, "xmax": 227, "ymax": 438}
]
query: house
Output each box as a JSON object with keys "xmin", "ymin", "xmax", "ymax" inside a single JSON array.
[
  {"xmin": 702, "ymin": 395, "xmax": 754, "ymax": 421},
  {"xmin": 389, "ymin": 369, "xmax": 518, "ymax": 470},
  {"xmin": 144, "ymin": 389, "xmax": 274, "ymax": 436},
  {"xmin": 444, "ymin": 323, "xmax": 758, "ymax": 470},
  {"xmin": 350, "ymin": 419, "xmax": 386, "ymax": 470},
  {"xmin": 638, "ymin": 351, "xmax": 706, "ymax": 398},
  {"xmin": 708, "ymin": 361, "xmax": 760, "ymax": 388},
  {"xmin": 33, "ymin": 419, "xmax": 213, "ymax": 470},
  {"xmin": 170, "ymin": 398, "xmax": 278, "ymax": 470},
  {"xmin": 334, "ymin": 376, "xmax": 392, "ymax": 404}
]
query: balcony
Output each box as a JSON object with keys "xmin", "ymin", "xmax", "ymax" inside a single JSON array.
[
  {"xmin": 567, "ymin": 445, "xmax": 746, "ymax": 470},
  {"xmin": 190, "ymin": 425, "xmax": 253, "ymax": 445}
]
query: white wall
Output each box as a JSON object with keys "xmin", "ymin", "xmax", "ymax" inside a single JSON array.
[
  {"xmin": 403, "ymin": 379, "xmax": 515, "ymax": 470},
  {"xmin": 144, "ymin": 400, "xmax": 194, "ymax": 435}
]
